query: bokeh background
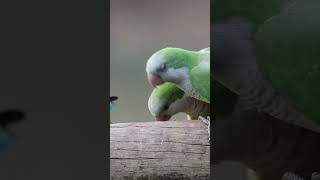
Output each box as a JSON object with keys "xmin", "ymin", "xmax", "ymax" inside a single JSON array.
[
  {"xmin": 110, "ymin": 0, "xmax": 210, "ymax": 123},
  {"xmin": 110, "ymin": 0, "xmax": 253, "ymax": 179}
]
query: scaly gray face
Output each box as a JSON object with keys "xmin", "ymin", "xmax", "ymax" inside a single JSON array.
[
  {"xmin": 148, "ymin": 101, "xmax": 171, "ymax": 121},
  {"xmin": 148, "ymin": 92, "xmax": 179, "ymax": 121},
  {"xmin": 146, "ymin": 51, "xmax": 168, "ymax": 87},
  {"xmin": 146, "ymin": 48, "xmax": 189, "ymax": 88},
  {"xmin": 148, "ymin": 83, "xmax": 187, "ymax": 121}
]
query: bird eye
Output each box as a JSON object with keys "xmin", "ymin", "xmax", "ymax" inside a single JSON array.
[
  {"xmin": 161, "ymin": 63, "xmax": 166, "ymax": 70},
  {"xmin": 157, "ymin": 63, "xmax": 167, "ymax": 72}
]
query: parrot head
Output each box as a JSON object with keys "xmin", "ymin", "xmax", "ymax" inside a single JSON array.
[
  {"xmin": 148, "ymin": 82, "xmax": 186, "ymax": 121},
  {"xmin": 146, "ymin": 47, "xmax": 204, "ymax": 87}
]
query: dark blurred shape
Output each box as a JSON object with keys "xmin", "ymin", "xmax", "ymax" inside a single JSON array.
[
  {"xmin": 0, "ymin": 109, "xmax": 25, "ymax": 128},
  {"xmin": 110, "ymin": 96, "xmax": 118, "ymax": 102}
]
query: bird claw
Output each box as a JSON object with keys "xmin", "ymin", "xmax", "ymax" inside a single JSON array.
[
  {"xmin": 281, "ymin": 172, "xmax": 320, "ymax": 180},
  {"xmin": 198, "ymin": 116, "xmax": 210, "ymax": 144}
]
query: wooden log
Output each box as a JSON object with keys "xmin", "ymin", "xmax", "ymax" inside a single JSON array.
[{"xmin": 110, "ymin": 120, "xmax": 210, "ymax": 180}]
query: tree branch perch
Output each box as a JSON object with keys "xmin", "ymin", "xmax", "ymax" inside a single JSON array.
[{"xmin": 110, "ymin": 120, "xmax": 210, "ymax": 180}]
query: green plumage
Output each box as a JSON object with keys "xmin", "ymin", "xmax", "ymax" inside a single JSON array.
[
  {"xmin": 190, "ymin": 58, "xmax": 210, "ymax": 103},
  {"xmin": 148, "ymin": 82, "xmax": 210, "ymax": 121},
  {"xmin": 212, "ymin": 0, "xmax": 320, "ymax": 129},
  {"xmin": 162, "ymin": 48, "xmax": 201, "ymax": 70},
  {"xmin": 211, "ymin": 0, "xmax": 286, "ymax": 31},
  {"xmin": 150, "ymin": 80, "xmax": 237, "ymax": 118},
  {"xmin": 149, "ymin": 47, "xmax": 238, "ymax": 116},
  {"xmin": 255, "ymin": 0, "xmax": 320, "ymax": 124},
  {"xmin": 152, "ymin": 82, "xmax": 185, "ymax": 106},
  {"xmin": 156, "ymin": 47, "xmax": 210, "ymax": 103}
]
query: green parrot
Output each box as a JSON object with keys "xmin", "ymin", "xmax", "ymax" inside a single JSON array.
[
  {"xmin": 146, "ymin": 47, "xmax": 242, "ymax": 143},
  {"xmin": 146, "ymin": 47, "xmax": 212, "ymax": 141},
  {"xmin": 212, "ymin": 0, "xmax": 320, "ymax": 178},
  {"xmin": 211, "ymin": 0, "xmax": 320, "ymax": 133},
  {"xmin": 148, "ymin": 81, "xmax": 238, "ymax": 143},
  {"xmin": 148, "ymin": 82, "xmax": 210, "ymax": 121},
  {"xmin": 146, "ymin": 47, "xmax": 210, "ymax": 104},
  {"xmin": 148, "ymin": 81, "xmax": 238, "ymax": 120}
]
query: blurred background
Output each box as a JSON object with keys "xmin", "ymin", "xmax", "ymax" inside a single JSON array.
[
  {"xmin": 110, "ymin": 0, "xmax": 252, "ymax": 179},
  {"xmin": 110, "ymin": 0, "xmax": 210, "ymax": 123},
  {"xmin": 0, "ymin": 6, "xmax": 107, "ymax": 179}
]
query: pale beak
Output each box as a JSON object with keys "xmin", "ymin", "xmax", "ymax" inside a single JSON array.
[{"xmin": 148, "ymin": 74, "xmax": 164, "ymax": 87}]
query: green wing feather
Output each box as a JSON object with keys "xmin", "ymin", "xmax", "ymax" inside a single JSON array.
[
  {"xmin": 190, "ymin": 60, "xmax": 210, "ymax": 103},
  {"xmin": 255, "ymin": 0, "xmax": 320, "ymax": 124},
  {"xmin": 154, "ymin": 82, "xmax": 185, "ymax": 104}
]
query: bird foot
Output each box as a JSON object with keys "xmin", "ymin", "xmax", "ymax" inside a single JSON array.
[
  {"xmin": 198, "ymin": 116, "xmax": 210, "ymax": 144},
  {"xmin": 282, "ymin": 172, "xmax": 320, "ymax": 180}
]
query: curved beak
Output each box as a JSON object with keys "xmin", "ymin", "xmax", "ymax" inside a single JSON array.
[
  {"xmin": 148, "ymin": 74, "xmax": 164, "ymax": 87},
  {"xmin": 156, "ymin": 115, "xmax": 171, "ymax": 121}
]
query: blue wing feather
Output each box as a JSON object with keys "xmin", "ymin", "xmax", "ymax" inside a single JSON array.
[
  {"xmin": 0, "ymin": 129, "xmax": 15, "ymax": 159},
  {"xmin": 109, "ymin": 96, "xmax": 118, "ymax": 112}
]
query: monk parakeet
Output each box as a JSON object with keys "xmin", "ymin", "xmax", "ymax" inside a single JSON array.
[
  {"xmin": 212, "ymin": 0, "xmax": 320, "ymax": 178},
  {"xmin": 146, "ymin": 47, "xmax": 211, "ymax": 141},
  {"xmin": 148, "ymin": 82, "xmax": 210, "ymax": 121},
  {"xmin": 211, "ymin": 0, "xmax": 320, "ymax": 133},
  {"xmin": 0, "ymin": 109, "xmax": 25, "ymax": 159},
  {"xmin": 146, "ymin": 47, "xmax": 210, "ymax": 103},
  {"xmin": 145, "ymin": 45, "xmax": 242, "ymax": 143},
  {"xmin": 109, "ymin": 96, "xmax": 118, "ymax": 112},
  {"xmin": 145, "ymin": 46, "xmax": 238, "ymax": 116}
]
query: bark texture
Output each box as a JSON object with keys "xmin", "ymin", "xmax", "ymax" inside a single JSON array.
[{"xmin": 110, "ymin": 121, "xmax": 210, "ymax": 180}]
